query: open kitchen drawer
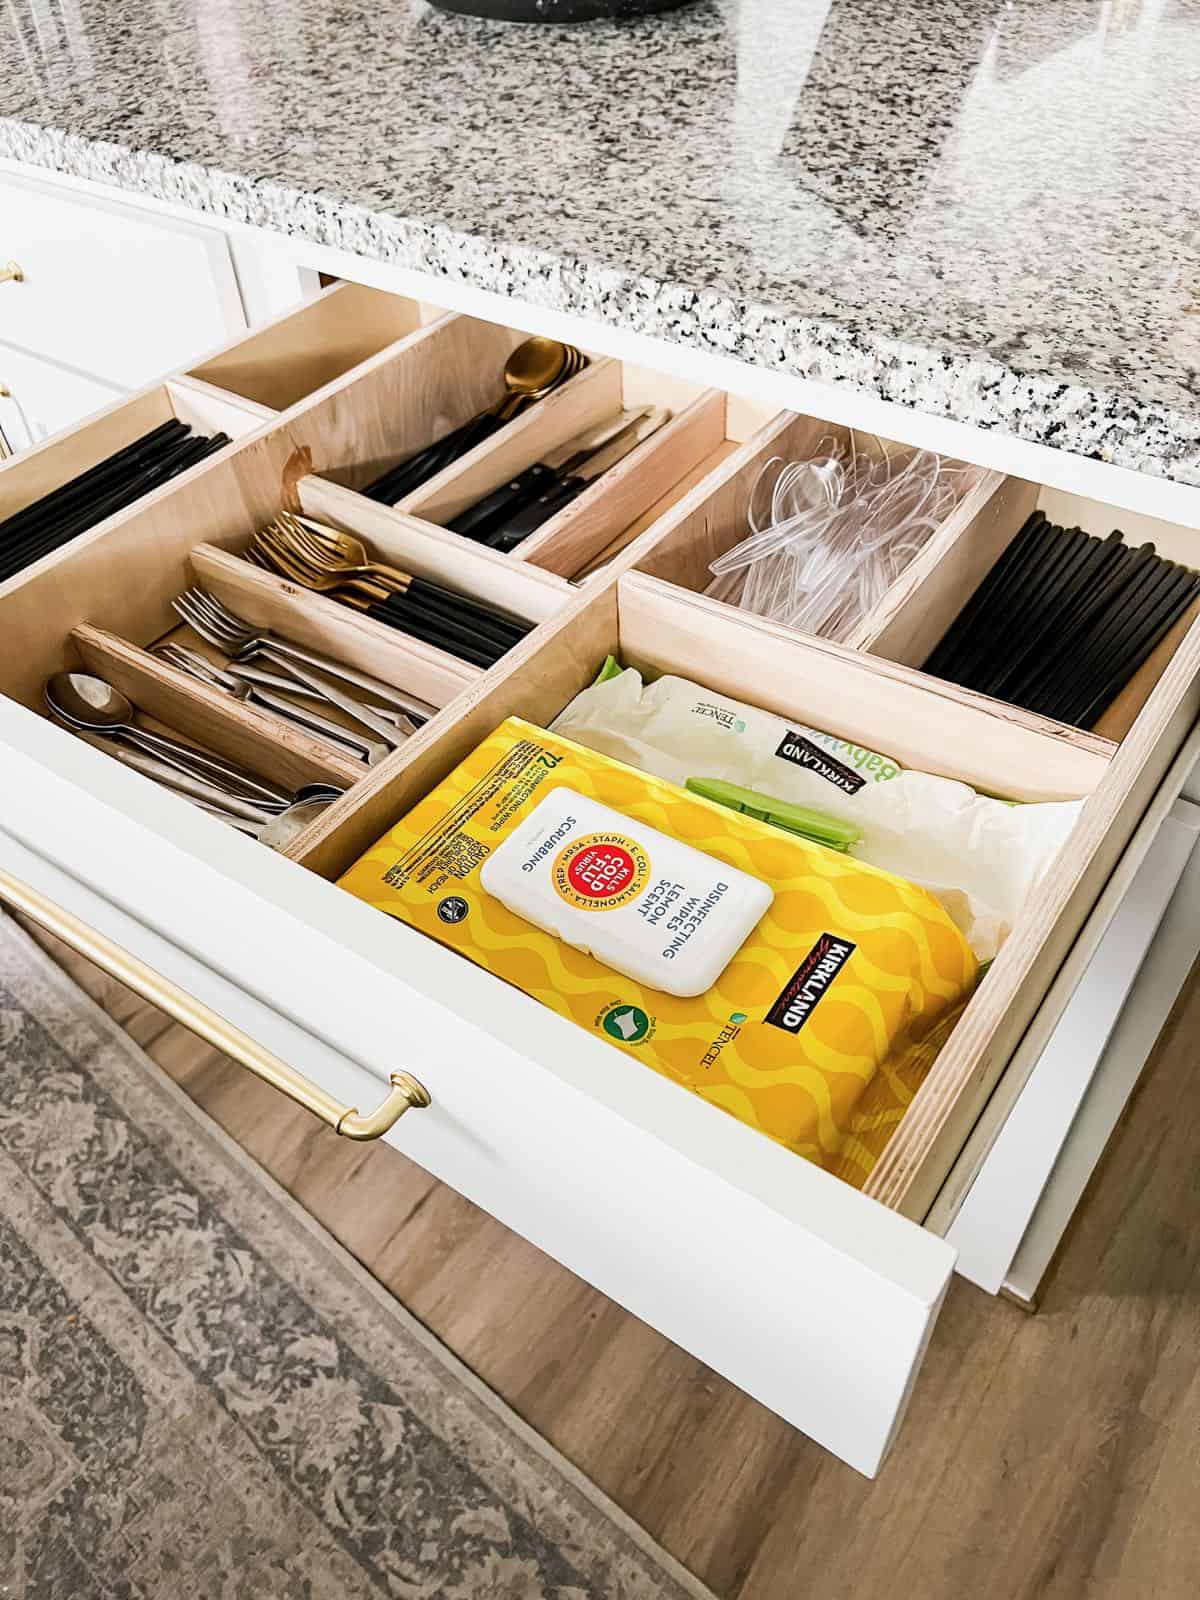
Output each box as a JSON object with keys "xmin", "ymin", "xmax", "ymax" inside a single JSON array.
[{"xmin": 3, "ymin": 280, "xmax": 1200, "ymax": 1477}]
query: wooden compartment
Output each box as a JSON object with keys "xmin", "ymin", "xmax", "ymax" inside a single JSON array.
[
  {"xmin": 286, "ymin": 561, "xmax": 1200, "ymax": 1223},
  {"xmin": 71, "ymin": 623, "xmax": 365, "ymax": 790},
  {"xmin": 630, "ymin": 411, "xmax": 1005, "ymax": 647},
  {"xmin": 188, "ymin": 293, "xmax": 781, "ymax": 587},
  {"xmin": 0, "ymin": 405, "xmax": 565, "ymax": 832},
  {"xmin": 4, "ymin": 280, "xmax": 1200, "ymax": 1474},
  {"xmin": 866, "ymin": 482, "xmax": 1200, "ymax": 742},
  {"xmin": 261, "ymin": 310, "xmax": 563, "ymax": 492},
  {"xmin": 186, "ymin": 281, "xmax": 433, "ymax": 412},
  {"xmin": 4, "ymin": 273, "xmax": 1200, "ymax": 1224},
  {"xmin": 0, "ymin": 376, "xmax": 269, "ymax": 538},
  {"xmin": 392, "ymin": 366, "xmax": 774, "ymax": 582},
  {"xmin": 629, "ymin": 411, "xmax": 1200, "ymax": 745}
]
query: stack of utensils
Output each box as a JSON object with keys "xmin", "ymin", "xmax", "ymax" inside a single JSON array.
[
  {"xmin": 705, "ymin": 440, "xmax": 964, "ymax": 642},
  {"xmin": 246, "ymin": 513, "xmax": 533, "ymax": 667},
  {"xmin": 923, "ymin": 511, "xmax": 1200, "ymax": 729},
  {"xmin": 168, "ymin": 588, "xmax": 434, "ymax": 762},
  {"xmin": 0, "ymin": 420, "xmax": 230, "ymax": 583},
  {"xmin": 43, "ymin": 669, "xmax": 343, "ymax": 849},
  {"xmin": 363, "ymin": 336, "xmax": 587, "ymax": 504},
  {"xmin": 446, "ymin": 405, "xmax": 670, "ymax": 551}
]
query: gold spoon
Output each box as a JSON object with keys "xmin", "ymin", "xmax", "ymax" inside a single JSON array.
[
  {"xmin": 371, "ymin": 338, "xmax": 587, "ymax": 504},
  {"xmin": 493, "ymin": 336, "xmax": 572, "ymax": 422}
]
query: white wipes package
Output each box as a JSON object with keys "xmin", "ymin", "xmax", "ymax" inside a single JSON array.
[
  {"xmin": 479, "ymin": 787, "xmax": 774, "ymax": 997},
  {"xmin": 551, "ymin": 668, "xmax": 1083, "ymax": 962}
]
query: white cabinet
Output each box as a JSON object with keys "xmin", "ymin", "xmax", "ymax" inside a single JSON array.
[{"xmin": 0, "ymin": 172, "xmax": 246, "ymax": 388}]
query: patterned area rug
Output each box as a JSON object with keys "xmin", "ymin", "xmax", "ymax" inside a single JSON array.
[{"xmin": 0, "ymin": 912, "xmax": 715, "ymax": 1599}]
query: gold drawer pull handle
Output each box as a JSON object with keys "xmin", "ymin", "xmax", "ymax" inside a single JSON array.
[
  {"xmin": 0, "ymin": 260, "xmax": 24, "ymax": 285},
  {"xmin": 0, "ymin": 862, "xmax": 430, "ymax": 1139}
]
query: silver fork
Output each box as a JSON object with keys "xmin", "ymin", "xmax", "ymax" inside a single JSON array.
[
  {"xmin": 172, "ymin": 590, "xmax": 420, "ymax": 750},
  {"xmin": 174, "ymin": 590, "xmax": 436, "ymax": 724},
  {"xmin": 155, "ymin": 643, "xmax": 390, "ymax": 765}
]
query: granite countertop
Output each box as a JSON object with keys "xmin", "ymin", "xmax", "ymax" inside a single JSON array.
[{"xmin": 3, "ymin": 0, "xmax": 1199, "ymax": 486}]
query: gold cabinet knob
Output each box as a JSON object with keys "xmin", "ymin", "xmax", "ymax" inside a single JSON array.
[{"xmin": 0, "ymin": 260, "xmax": 25, "ymax": 285}]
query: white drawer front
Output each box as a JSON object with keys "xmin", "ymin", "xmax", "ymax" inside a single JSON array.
[
  {"xmin": 0, "ymin": 176, "xmax": 245, "ymax": 386},
  {"xmin": 0, "ymin": 693, "xmax": 953, "ymax": 1480},
  {"xmin": 0, "ymin": 341, "xmax": 124, "ymax": 451}
]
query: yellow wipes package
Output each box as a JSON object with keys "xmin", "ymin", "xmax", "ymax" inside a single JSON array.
[{"xmin": 337, "ymin": 719, "xmax": 978, "ymax": 1172}]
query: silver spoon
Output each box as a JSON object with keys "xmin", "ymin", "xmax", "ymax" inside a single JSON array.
[
  {"xmin": 190, "ymin": 794, "xmax": 335, "ymax": 847},
  {"xmin": 44, "ymin": 672, "xmax": 292, "ymax": 808},
  {"xmin": 45, "ymin": 712, "xmax": 289, "ymax": 824},
  {"xmin": 258, "ymin": 797, "xmax": 337, "ymax": 851}
]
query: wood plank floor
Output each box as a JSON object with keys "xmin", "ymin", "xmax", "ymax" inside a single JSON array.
[{"xmin": 22, "ymin": 917, "xmax": 1200, "ymax": 1600}]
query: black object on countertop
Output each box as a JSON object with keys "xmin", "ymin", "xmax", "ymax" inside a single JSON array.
[
  {"xmin": 923, "ymin": 511, "xmax": 1200, "ymax": 731},
  {"xmin": 428, "ymin": 0, "xmax": 696, "ymax": 21}
]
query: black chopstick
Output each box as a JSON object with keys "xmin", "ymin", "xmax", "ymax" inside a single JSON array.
[
  {"xmin": 0, "ymin": 422, "xmax": 229, "ymax": 583},
  {"xmin": 0, "ymin": 429, "xmax": 229, "ymax": 582},
  {"xmin": 922, "ymin": 513, "xmax": 1200, "ymax": 731},
  {"xmin": 965, "ymin": 525, "xmax": 1098, "ymax": 698},
  {"xmin": 1064, "ymin": 570, "xmax": 1200, "ymax": 727},
  {"xmin": 999, "ymin": 535, "xmax": 1138, "ymax": 706},
  {"xmin": 925, "ymin": 512, "xmax": 1051, "ymax": 679},
  {"xmin": 0, "ymin": 420, "xmax": 190, "ymax": 551}
]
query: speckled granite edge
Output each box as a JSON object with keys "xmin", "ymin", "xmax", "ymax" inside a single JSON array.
[{"xmin": 5, "ymin": 116, "xmax": 1200, "ymax": 489}]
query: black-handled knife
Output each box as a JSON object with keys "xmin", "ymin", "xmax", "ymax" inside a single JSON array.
[
  {"xmin": 484, "ymin": 407, "xmax": 671, "ymax": 552},
  {"xmin": 446, "ymin": 407, "xmax": 654, "ymax": 542}
]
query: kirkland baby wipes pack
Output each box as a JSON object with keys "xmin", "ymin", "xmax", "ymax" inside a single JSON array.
[
  {"xmin": 337, "ymin": 718, "xmax": 978, "ymax": 1175},
  {"xmin": 552, "ymin": 667, "xmax": 1083, "ymax": 961}
]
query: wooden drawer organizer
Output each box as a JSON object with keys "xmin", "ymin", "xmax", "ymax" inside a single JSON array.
[
  {"xmin": 4, "ymin": 277, "xmax": 1200, "ymax": 1231},
  {"xmin": 205, "ymin": 285, "xmax": 778, "ymax": 585}
]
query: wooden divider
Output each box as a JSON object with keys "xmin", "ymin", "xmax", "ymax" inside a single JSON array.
[
  {"xmin": 618, "ymin": 573, "xmax": 1115, "ymax": 802},
  {"xmin": 515, "ymin": 390, "xmax": 729, "ymax": 579},
  {"xmin": 395, "ymin": 358, "xmax": 623, "ymax": 526},
  {"xmin": 187, "ymin": 281, "xmax": 429, "ymax": 412},
  {"xmin": 0, "ymin": 378, "xmax": 268, "ymax": 527},
  {"xmin": 295, "ymin": 477, "xmax": 570, "ymax": 622},
  {"xmin": 189, "ymin": 545, "xmax": 482, "ymax": 709},
  {"xmin": 71, "ymin": 624, "xmax": 365, "ymax": 790}
]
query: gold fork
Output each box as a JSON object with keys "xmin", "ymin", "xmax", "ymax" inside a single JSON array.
[
  {"xmin": 250, "ymin": 525, "xmax": 393, "ymax": 603},
  {"xmin": 288, "ymin": 516, "xmax": 404, "ymax": 578},
  {"xmin": 245, "ymin": 515, "xmax": 535, "ymax": 651},
  {"xmin": 270, "ymin": 515, "xmax": 413, "ymax": 594}
]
